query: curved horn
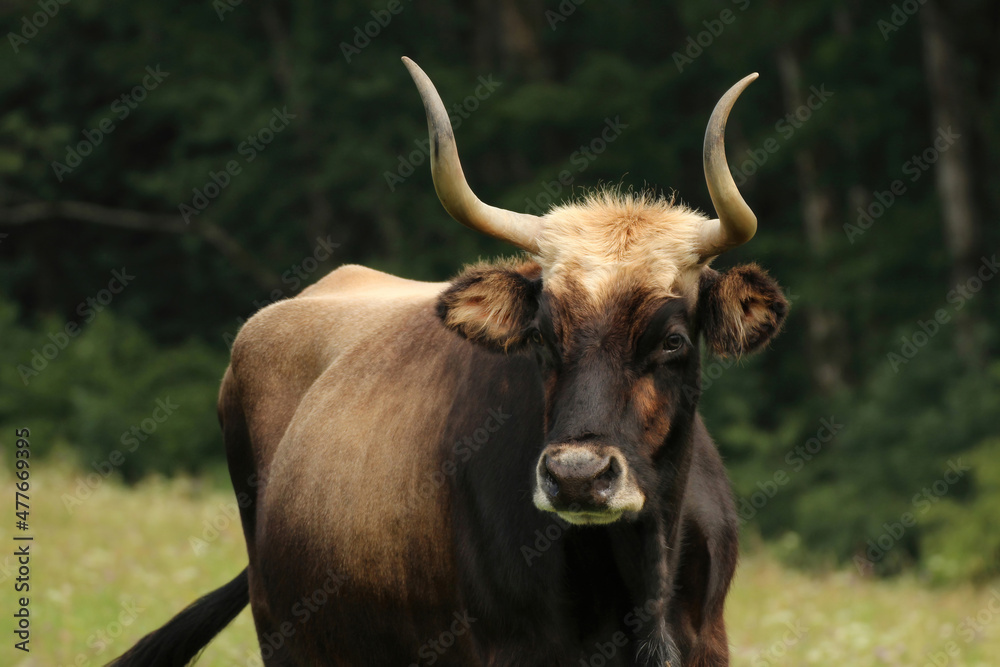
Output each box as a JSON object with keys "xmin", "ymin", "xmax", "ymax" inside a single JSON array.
[
  {"xmin": 700, "ymin": 73, "xmax": 759, "ymax": 259},
  {"xmin": 402, "ymin": 57, "xmax": 542, "ymax": 254}
]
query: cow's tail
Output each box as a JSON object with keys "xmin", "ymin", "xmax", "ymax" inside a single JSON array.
[{"xmin": 106, "ymin": 567, "xmax": 250, "ymax": 667}]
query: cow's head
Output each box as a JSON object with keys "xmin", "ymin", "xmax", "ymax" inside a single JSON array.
[{"xmin": 405, "ymin": 58, "xmax": 787, "ymax": 526}]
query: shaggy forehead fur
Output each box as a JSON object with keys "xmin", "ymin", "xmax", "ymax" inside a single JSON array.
[{"xmin": 534, "ymin": 190, "xmax": 709, "ymax": 301}]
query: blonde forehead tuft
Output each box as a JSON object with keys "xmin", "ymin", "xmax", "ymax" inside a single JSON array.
[{"xmin": 534, "ymin": 189, "xmax": 709, "ymax": 298}]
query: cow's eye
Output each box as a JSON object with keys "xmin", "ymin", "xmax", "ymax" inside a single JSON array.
[
  {"xmin": 663, "ymin": 333, "xmax": 685, "ymax": 352},
  {"xmin": 529, "ymin": 330, "xmax": 545, "ymax": 346}
]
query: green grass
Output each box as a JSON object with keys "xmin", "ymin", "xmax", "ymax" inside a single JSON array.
[{"xmin": 6, "ymin": 464, "xmax": 999, "ymax": 666}]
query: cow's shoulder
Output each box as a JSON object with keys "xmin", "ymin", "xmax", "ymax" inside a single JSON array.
[{"xmin": 225, "ymin": 264, "xmax": 450, "ymax": 467}]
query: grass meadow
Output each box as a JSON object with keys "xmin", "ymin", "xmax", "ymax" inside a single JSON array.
[{"xmin": 4, "ymin": 463, "xmax": 999, "ymax": 666}]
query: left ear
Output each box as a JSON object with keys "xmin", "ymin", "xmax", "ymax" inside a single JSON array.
[{"xmin": 698, "ymin": 264, "xmax": 788, "ymax": 357}]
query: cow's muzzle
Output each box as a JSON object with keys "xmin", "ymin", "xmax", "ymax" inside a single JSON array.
[{"xmin": 532, "ymin": 444, "xmax": 645, "ymax": 525}]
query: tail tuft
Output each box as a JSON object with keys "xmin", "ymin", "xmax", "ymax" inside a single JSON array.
[{"xmin": 106, "ymin": 567, "xmax": 250, "ymax": 667}]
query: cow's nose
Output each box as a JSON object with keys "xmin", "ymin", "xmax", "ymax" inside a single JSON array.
[{"xmin": 541, "ymin": 448, "xmax": 620, "ymax": 507}]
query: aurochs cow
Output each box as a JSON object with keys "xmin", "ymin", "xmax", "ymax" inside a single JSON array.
[{"xmin": 111, "ymin": 58, "xmax": 787, "ymax": 666}]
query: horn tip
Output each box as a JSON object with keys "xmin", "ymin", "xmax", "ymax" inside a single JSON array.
[
  {"xmin": 401, "ymin": 56, "xmax": 416, "ymax": 71},
  {"xmin": 402, "ymin": 57, "xmax": 436, "ymax": 98}
]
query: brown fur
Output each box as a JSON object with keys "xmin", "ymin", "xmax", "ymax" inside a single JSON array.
[
  {"xmin": 226, "ymin": 266, "xmax": 476, "ymax": 663},
  {"xmin": 436, "ymin": 258, "xmax": 542, "ymax": 351},
  {"xmin": 429, "ymin": 224, "xmax": 786, "ymax": 666},
  {"xmin": 698, "ymin": 264, "xmax": 789, "ymax": 357},
  {"xmin": 121, "ymin": 242, "xmax": 783, "ymax": 664},
  {"xmin": 218, "ymin": 236, "xmax": 784, "ymax": 664},
  {"xmin": 631, "ymin": 375, "xmax": 673, "ymax": 458}
]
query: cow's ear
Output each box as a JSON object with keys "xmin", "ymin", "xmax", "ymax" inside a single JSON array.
[
  {"xmin": 698, "ymin": 264, "xmax": 788, "ymax": 357},
  {"xmin": 437, "ymin": 259, "xmax": 542, "ymax": 352}
]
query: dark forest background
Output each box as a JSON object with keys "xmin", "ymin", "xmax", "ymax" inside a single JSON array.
[{"xmin": 1, "ymin": 0, "xmax": 998, "ymax": 582}]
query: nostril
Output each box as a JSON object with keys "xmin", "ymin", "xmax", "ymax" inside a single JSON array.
[
  {"xmin": 543, "ymin": 469, "xmax": 560, "ymax": 497},
  {"xmin": 592, "ymin": 457, "xmax": 620, "ymax": 495},
  {"xmin": 542, "ymin": 455, "xmax": 560, "ymax": 497},
  {"xmin": 608, "ymin": 456, "xmax": 621, "ymax": 478}
]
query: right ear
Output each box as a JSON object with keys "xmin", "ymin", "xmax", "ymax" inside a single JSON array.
[
  {"xmin": 697, "ymin": 263, "xmax": 788, "ymax": 358},
  {"xmin": 437, "ymin": 259, "xmax": 542, "ymax": 352}
]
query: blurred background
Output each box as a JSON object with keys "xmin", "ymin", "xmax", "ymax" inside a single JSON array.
[{"xmin": 1, "ymin": 0, "xmax": 999, "ymax": 664}]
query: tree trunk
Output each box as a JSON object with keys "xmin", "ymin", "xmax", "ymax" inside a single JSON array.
[
  {"xmin": 776, "ymin": 47, "xmax": 849, "ymax": 394},
  {"xmin": 260, "ymin": 1, "xmax": 333, "ymax": 246},
  {"xmin": 920, "ymin": 0, "xmax": 982, "ymax": 363}
]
